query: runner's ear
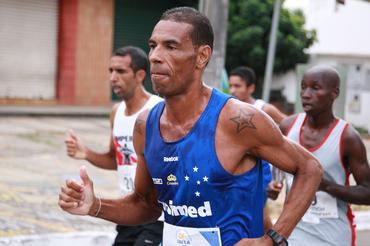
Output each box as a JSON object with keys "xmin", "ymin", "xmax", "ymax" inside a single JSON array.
[
  {"xmin": 135, "ymin": 69, "xmax": 146, "ymax": 85},
  {"xmin": 196, "ymin": 45, "xmax": 212, "ymax": 69}
]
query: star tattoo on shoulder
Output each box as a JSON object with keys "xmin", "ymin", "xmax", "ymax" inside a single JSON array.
[{"xmin": 230, "ymin": 109, "xmax": 256, "ymax": 133}]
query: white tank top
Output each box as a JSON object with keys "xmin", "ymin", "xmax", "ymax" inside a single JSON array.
[
  {"xmin": 286, "ymin": 113, "xmax": 355, "ymax": 246},
  {"xmin": 253, "ymin": 99, "xmax": 265, "ymax": 111},
  {"xmin": 113, "ymin": 95, "xmax": 162, "ymax": 196}
]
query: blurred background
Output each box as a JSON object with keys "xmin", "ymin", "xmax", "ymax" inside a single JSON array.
[{"xmin": 1, "ymin": 0, "xmax": 370, "ymax": 245}]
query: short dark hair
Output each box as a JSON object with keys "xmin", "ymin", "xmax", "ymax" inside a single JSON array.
[
  {"xmin": 113, "ymin": 46, "xmax": 148, "ymax": 73},
  {"xmin": 230, "ymin": 66, "xmax": 256, "ymax": 86},
  {"xmin": 160, "ymin": 7, "xmax": 214, "ymax": 50}
]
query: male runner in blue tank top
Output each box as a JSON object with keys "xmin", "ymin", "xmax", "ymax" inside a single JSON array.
[{"xmin": 59, "ymin": 7, "xmax": 323, "ymax": 246}]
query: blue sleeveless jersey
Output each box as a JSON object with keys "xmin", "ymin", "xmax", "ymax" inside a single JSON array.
[
  {"xmin": 145, "ymin": 89, "xmax": 264, "ymax": 245},
  {"xmin": 262, "ymin": 160, "xmax": 272, "ymax": 203}
]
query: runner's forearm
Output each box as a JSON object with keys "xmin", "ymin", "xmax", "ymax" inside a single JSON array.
[
  {"xmin": 273, "ymin": 158, "xmax": 322, "ymax": 238},
  {"xmin": 322, "ymin": 181, "xmax": 370, "ymax": 205},
  {"xmin": 85, "ymin": 148, "xmax": 117, "ymax": 170},
  {"xmin": 89, "ymin": 193, "xmax": 161, "ymax": 225}
]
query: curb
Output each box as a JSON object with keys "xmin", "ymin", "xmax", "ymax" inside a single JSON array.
[{"xmin": 0, "ymin": 106, "xmax": 111, "ymax": 117}]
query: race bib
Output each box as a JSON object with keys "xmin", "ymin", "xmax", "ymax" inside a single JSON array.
[
  {"xmin": 118, "ymin": 165, "xmax": 136, "ymax": 196},
  {"xmin": 286, "ymin": 175, "xmax": 338, "ymax": 224},
  {"xmin": 163, "ymin": 222, "xmax": 222, "ymax": 246},
  {"xmin": 302, "ymin": 191, "xmax": 338, "ymax": 224}
]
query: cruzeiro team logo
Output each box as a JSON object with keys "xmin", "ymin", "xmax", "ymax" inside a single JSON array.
[
  {"xmin": 159, "ymin": 164, "xmax": 213, "ymax": 218},
  {"xmin": 167, "ymin": 174, "xmax": 179, "ymax": 185}
]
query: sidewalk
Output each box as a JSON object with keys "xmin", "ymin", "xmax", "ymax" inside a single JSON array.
[{"xmin": 0, "ymin": 105, "xmax": 111, "ymax": 117}]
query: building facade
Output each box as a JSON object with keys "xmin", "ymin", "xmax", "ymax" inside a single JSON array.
[
  {"xmin": 0, "ymin": 0, "xmax": 196, "ymax": 106},
  {"xmin": 274, "ymin": 0, "xmax": 370, "ymax": 130}
]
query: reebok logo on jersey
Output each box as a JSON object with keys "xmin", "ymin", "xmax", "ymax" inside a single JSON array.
[
  {"xmin": 160, "ymin": 200, "xmax": 213, "ymax": 218},
  {"xmin": 163, "ymin": 156, "xmax": 179, "ymax": 162}
]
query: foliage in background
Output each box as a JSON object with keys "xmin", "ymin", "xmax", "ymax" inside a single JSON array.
[{"xmin": 226, "ymin": 0, "xmax": 316, "ymax": 84}]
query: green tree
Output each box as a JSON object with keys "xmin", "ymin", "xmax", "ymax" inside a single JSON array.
[{"xmin": 226, "ymin": 0, "xmax": 316, "ymax": 82}]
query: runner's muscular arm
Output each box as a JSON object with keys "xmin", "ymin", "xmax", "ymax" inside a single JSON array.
[
  {"xmin": 224, "ymin": 101, "xmax": 322, "ymax": 241},
  {"xmin": 59, "ymin": 110, "xmax": 161, "ymax": 225},
  {"xmin": 279, "ymin": 115, "xmax": 298, "ymax": 135},
  {"xmin": 319, "ymin": 125, "xmax": 370, "ymax": 205},
  {"xmin": 263, "ymin": 103, "xmax": 286, "ymax": 124},
  {"xmin": 253, "ymin": 126, "xmax": 322, "ymax": 239},
  {"xmin": 82, "ymin": 104, "xmax": 119, "ymax": 170},
  {"xmin": 266, "ymin": 115, "xmax": 299, "ymax": 200},
  {"xmin": 262, "ymin": 103, "xmax": 287, "ymax": 200}
]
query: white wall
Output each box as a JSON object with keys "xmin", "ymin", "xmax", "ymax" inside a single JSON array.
[
  {"xmin": 280, "ymin": 0, "xmax": 370, "ymax": 129},
  {"xmin": 272, "ymin": 70, "xmax": 297, "ymax": 103},
  {"xmin": 285, "ymin": 0, "xmax": 370, "ymax": 56}
]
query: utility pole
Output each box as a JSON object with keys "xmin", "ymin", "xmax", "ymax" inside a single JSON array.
[
  {"xmin": 262, "ymin": 0, "xmax": 281, "ymax": 101},
  {"xmin": 199, "ymin": 0, "xmax": 229, "ymax": 89}
]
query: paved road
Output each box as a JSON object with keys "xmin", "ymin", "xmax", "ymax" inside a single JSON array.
[
  {"xmin": 0, "ymin": 116, "xmax": 117, "ymax": 244},
  {"xmin": 0, "ymin": 116, "xmax": 369, "ymax": 245}
]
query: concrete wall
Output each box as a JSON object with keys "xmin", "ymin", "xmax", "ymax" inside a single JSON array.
[
  {"xmin": 285, "ymin": 0, "xmax": 370, "ymax": 57},
  {"xmin": 58, "ymin": 0, "xmax": 113, "ymax": 106},
  {"xmin": 75, "ymin": 0, "xmax": 113, "ymax": 106},
  {"xmin": 272, "ymin": 70, "xmax": 297, "ymax": 103},
  {"xmin": 57, "ymin": 0, "xmax": 78, "ymax": 104}
]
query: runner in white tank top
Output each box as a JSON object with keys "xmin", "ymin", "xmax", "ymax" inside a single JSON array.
[
  {"xmin": 253, "ymin": 99, "xmax": 265, "ymax": 111},
  {"xmin": 113, "ymin": 95, "xmax": 162, "ymax": 196},
  {"xmin": 64, "ymin": 46, "xmax": 164, "ymax": 246},
  {"xmin": 277, "ymin": 65, "xmax": 370, "ymax": 246},
  {"xmin": 286, "ymin": 113, "xmax": 353, "ymax": 246}
]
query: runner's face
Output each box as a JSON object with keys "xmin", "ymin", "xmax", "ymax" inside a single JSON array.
[
  {"xmin": 148, "ymin": 20, "xmax": 198, "ymax": 96},
  {"xmin": 228, "ymin": 75, "xmax": 254, "ymax": 102},
  {"xmin": 300, "ymin": 73, "xmax": 335, "ymax": 115},
  {"xmin": 109, "ymin": 55, "xmax": 139, "ymax": 100}
]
